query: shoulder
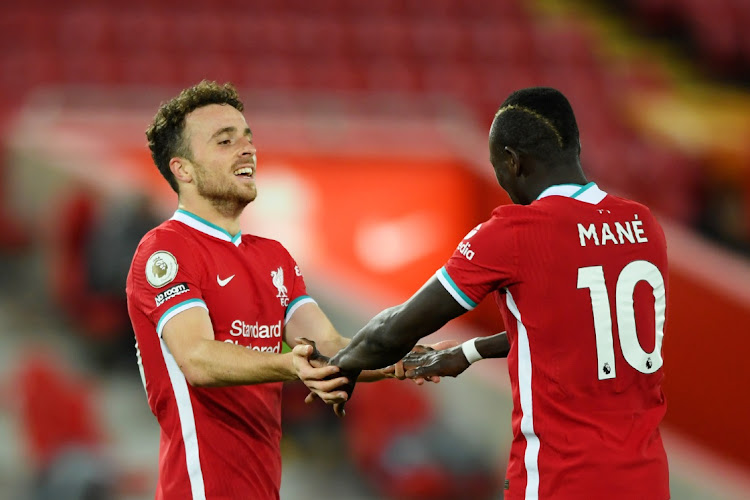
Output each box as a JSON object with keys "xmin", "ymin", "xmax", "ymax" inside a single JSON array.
[
  {"xmin": 606, "ymin": 195, "xmax": 663, "ymax": 226},
  {"xmin": 242, "ymin": 234, "xmax": 294, "ymax": 256},
  {"xmin": 488, "ymin": 203, "xmax": 547, "ymax": 228},
  {"xmin": 133, "ymin": 221, "xmax": 191, "ymax": 261}
]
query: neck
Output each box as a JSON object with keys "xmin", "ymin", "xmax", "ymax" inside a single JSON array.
[
  {"xmin": 526, "ymin": 161, "xmax": 587, "ymax": 203},
  {"xmin": 177, "ymin": 195, "xmax": 244, "ymax": 236}
]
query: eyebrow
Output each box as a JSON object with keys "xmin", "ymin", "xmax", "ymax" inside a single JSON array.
[{"xmin": 209, "ymin": 127, "xmax": 253, "ymax": 141}]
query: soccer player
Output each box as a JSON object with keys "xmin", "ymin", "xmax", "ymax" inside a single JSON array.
[
  {"xmin": 126, "ymin": 81, "xmax": 393, "ymax": 499},
  {"xmin": 326, "ymin": 87, "xmax": 670, "ymax": 499}
]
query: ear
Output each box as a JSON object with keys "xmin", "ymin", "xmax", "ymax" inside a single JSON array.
[
  {"xmin": 169, "ymin": 157, "xmax": 193, "ymax": 184},
  {"xmin": 504, "ymin": 147, "xmax": 522, "ymax": 177}
]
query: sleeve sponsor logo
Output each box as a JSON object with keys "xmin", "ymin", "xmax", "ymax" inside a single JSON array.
[
  {"xmin": 462, "ymin": 223, "xmax": 482, "ymax": 240},
  {"xmin": 456, "ymin": 223, "xmax": 482, "ymax": 260},
  {"xmin": 457, "ymin": 241, "xmax": 475, "ymax": 260},
  {"xmin": 146, "ymin": 250, "xmax": 178, "ymax": 288},
  {"xmin": 155, "ymin": 282, "xmax": 190, "ymax": 307}
]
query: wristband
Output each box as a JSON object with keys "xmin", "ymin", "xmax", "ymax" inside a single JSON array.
[{"xmin": 461, "ymin": 338, "xmax": 483, "ymax": 364}]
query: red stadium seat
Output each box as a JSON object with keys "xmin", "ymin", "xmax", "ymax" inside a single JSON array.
[
  {"xmin": 238, "ymin": 57, "xmax": 300, "ymax": 91},
  {"xmin": 347, "ymin": 18, "xmax": 412, "ymax": 59},
  {"xmin": 179, "ymin": 55, "xmax": 239, "ymax": 88},
  {"xmin": 466, "ymin": 21, "xmax": 533, "ymax": 66},
  {"xmin": 0, "ymin": 49, "xmax": 60, "ymax": 92},
  {"xmin": 532, "ymin": 22, "xmax": 598, "ymax": 67},
  {"xmin": 344, "ymin": 0, "xmax": 404, "ymax": 18},
  {"xmin": 401, "ymin": 0, "xmax": 459, "ymax": 20},
  {"xmin": 294, "ymin": 56, "xmax": 363, "ymax": 91},
  {"xmin": 0, "ymin": 7, "xmax": 56, "ymax": 50},
  {"xmin": 118, "ymin": 52, "xmax": 180, "ymax": 86},
  {"xmin": 110, "ymin": 10, "xmax": 166, "ymax": 54},
  {"xmin": 168, "ymin": 11, "xmax": 231, "ymax": 55},
  {"xmin": 361, "ymin": 57, "xmax": 421, "ymax": 93},
  {"xmin": 59, "ymin": 50, "xmax": 119, "ymax": 85},
  {"xmin": 683, "ymin": 0, "xmax": 740, "ymax": 73},
  {"xmin": 422, "ymin": 61, "xmax": 479, "ymax": 101},
  {"xmin": 56, "ymin": 8, "xmax": 114, "ymax": 54},
  {"xmin": 410, "ymin": 19, "xmax": 467, "ymax": 62},
  {"xmin": 288, "ymin": 16, "xmax": 349, "ymax": 59}
]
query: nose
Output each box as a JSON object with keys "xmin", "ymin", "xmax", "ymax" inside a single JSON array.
[
  {"xmin": 240, "ymin": 138, "xmax": 257, "ymax": 168},
  {"xmin": 241, "ymin": 137, "xmax": 256, "ymax": 156}
]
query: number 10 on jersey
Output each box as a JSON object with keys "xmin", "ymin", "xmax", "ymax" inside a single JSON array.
[{"xmin": 577, "ymin": 261, "xmax": 666, "ymax": 380}]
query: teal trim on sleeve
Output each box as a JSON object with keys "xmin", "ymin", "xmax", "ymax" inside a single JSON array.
[
  {"xmin": 439, "ymin": 268, "xmax": 478, "ymax": 308},
  {"xmin": 286, "ymin": 295, "xmax": 312, "ymax": 311},
  {"xmin": 156, "ymin": 298, "xmax": 207, "ymax": 333}
]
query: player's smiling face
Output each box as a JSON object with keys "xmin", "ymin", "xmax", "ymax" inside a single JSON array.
[{"xmin": 183, "ymin": 104, "xmax": 258, "ymax": 206}]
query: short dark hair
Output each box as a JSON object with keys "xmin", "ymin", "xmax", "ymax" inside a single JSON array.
[
  {"xmin": 146, "ymin": 80, "xmax": 244, "ymax": 193},
  {"xmin": 490, "ymin": 87, "xmax": 580, "ymax": 161}
]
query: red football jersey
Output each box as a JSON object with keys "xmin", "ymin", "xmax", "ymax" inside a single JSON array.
[
  {"xmin": 439, "ymin": 183, "xmax": 669, "ymax": 500},
  {"xmin": 126, "ymin": 209, "xmax": 315, "ymax": 500}
]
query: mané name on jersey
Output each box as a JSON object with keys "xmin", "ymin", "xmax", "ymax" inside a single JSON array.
[{"xmin": 436, "ymin": 183, "xmax": 670, "ymax": 500}]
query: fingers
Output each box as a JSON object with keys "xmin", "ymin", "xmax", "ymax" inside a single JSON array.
[
  {"xmin": 292, "ymin": 344, "xmax": 313, "ymax": 357},
  {"xmin": 333, "ymin": 401, "xmax": 346, "ymax": 418},
  {"xmin": 304, "ymin": 392, "xmax": 318, "ymax": 404},
  {"xmin": 313, "ymin": 391, "xmax": 348, "ymax": 405},
  {"xmin": 401, "ymin": 353, "xmax": 427, "ymax": 369},
  {"xmin": 393, "ymin": 360, "xmax": 406, "ymax": 380},
  {"xmin": 306, "ymin": 376, "xmax": 349, "ymax": 393},
  {"xmin": 299, "ymin": 364, "xmax": 341, "ymax": 380},
  {"xmin": 295, "ymin": 337, "xmax": 316, "ymax": 347},
  {"xmin": 405, "ymin": 366, "xmax": 432, "ymax": 379},
  {"xmin": 430, "ymin": 339, "xmax": 461, "ymax": 351},
  {"xmin": 294, "ymin": 337, "xmax": 331, "ymax": 364}
]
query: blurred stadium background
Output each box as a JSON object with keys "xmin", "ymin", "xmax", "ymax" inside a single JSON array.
[{"xmin": 1, "ymin": 0, "xmax": 749, "ymax": 498}]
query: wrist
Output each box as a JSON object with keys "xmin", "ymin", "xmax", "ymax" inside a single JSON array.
[{"xmin": 460, "ymin": 338, "xmax": 483, "ymax": 364}]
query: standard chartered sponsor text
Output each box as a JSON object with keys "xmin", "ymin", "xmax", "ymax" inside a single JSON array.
[
  {"xmin": 230, "ymin": 319, "xmax": 282, "ymax": 339},
  {"xmin": 225, "ymin": 319, "xmax": 283, "ymax": 352}
]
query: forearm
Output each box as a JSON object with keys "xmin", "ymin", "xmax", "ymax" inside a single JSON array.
[
  {"xmin": 474, "ymin": 331, "xmax": 510, "ymax": 359},
  {"xmin": 181, "ymin": 339, "xmax": 297, "ymax": 387},
  {"xmin": 332, "ymin": 304, "xmax": 432, "ymax": 372}
]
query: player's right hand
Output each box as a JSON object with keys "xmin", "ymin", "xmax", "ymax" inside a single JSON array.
[{"xmin": 292, "ymin": 344, "xmax": 350, "ymax": 405}]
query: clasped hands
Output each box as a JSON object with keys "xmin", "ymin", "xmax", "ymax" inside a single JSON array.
[{"xmin": 291, "ymin": 338, "xmax": 466, "ymax": 417}]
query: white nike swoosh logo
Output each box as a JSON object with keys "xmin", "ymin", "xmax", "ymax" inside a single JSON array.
[{"xmin": 217, "ymin": 275, "xmax": 235, "ymax": 287}]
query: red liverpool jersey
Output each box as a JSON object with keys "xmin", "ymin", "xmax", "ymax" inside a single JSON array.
[
  {"xmin": 126, "ymin": 209, "xmax": 315, "ymax": 500},
  {"xmin": 438, "ymin": 183, "xmax": 669, "ymax": 500}
]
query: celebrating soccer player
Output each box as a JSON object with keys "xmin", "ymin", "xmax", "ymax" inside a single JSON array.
[
  {"xmin": 126, "ymin": 81, "xmax": 405, "ymax": 499},
  {"xmin": 327, "ymin": 87, "xmax": 670, "ymax": 500}
]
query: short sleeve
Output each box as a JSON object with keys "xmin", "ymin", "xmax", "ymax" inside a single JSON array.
[
  {"xmin": 276, "ymin": 244, "xmax": 317, "ymax": 325},
  {"xmin": 438, "ymin": 210, "xmax": 518, "ymax": 310},
  {"xmin": 127, "ymin": 229, "xmax": 207, "ymax": 336}
]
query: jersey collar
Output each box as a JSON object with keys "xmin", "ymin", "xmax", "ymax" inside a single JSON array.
[
  {"xmin": 536, "ymin": 182, "xmax": 607, "ymax": 204},
  {"xmin": 171, "ymin": 209, "xmax": 242, "ymax": 247}
]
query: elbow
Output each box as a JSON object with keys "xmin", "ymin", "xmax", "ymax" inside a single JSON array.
[{"xmin": 179, "ymin": 358, "xmax": 217, "ymax": 388}]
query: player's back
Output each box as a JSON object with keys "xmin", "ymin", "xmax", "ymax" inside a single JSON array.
[{"xmin": 500, "ymin": 184, "xmax": 669, "ymax": 499}]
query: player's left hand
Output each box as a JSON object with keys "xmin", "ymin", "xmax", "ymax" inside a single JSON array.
[
  {"xmin": 402, "ymin": 342, "xmax": 470, "ymax": 380},
  {"xmin": 294, "ymin": 337, "xmax": 329, "ymax": 367},
  {"xmin": 382, "ymin": 341, "xmax": 458, "ymax": 384},
  {"xmin": 292, "ymin": 344, "xmax": 350, "ymax": 405}
]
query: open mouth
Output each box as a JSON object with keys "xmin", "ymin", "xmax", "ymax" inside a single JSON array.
[{"xmin": 234, "ymin": 167, "xmax": 254, "ymax": 178}]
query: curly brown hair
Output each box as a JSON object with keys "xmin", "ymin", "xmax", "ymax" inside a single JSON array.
[{"xmin": 146, "ymin": 80, "xmax": 244, "ymax": 193}]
